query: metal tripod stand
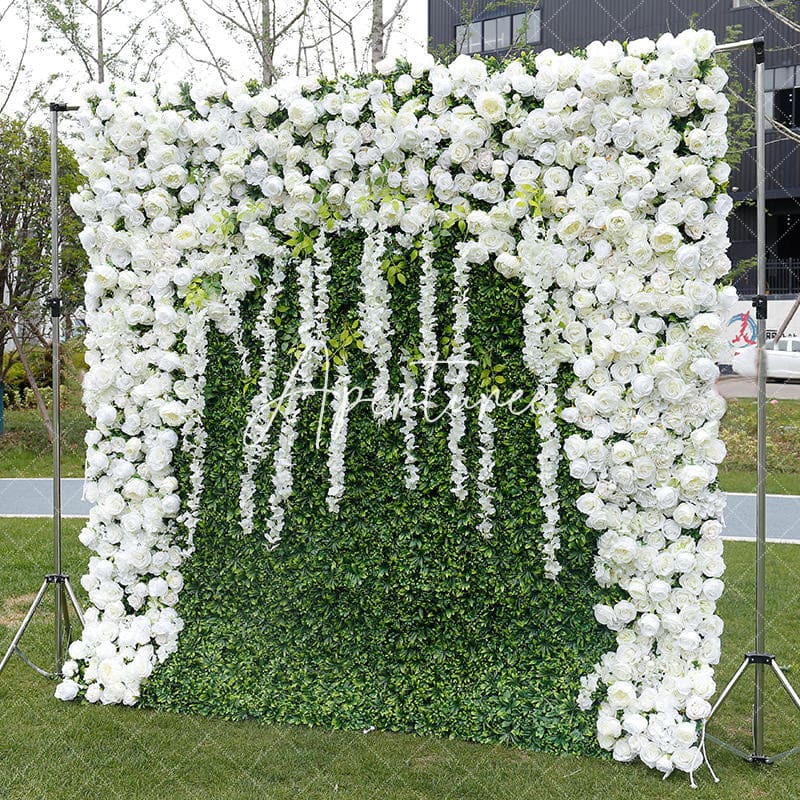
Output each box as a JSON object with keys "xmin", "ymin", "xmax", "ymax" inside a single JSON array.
[
  {"xmin": 704, "ymin": 38, "xmax": 800, "ymax": 765},
  {"xmin": 0, "ymin": 103, "xmax": 84, "ymax": 681}
]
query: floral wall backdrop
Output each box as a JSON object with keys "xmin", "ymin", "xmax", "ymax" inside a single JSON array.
[{"xmin": 61, "ymin": 28, "xmax": 734, "ymax": 779}]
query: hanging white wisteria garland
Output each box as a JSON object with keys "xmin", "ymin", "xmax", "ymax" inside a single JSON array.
[
  {"xmin": 445, "ymin": 247, "xmax": 472, "ymax": 502},
  {"xmin": 326, "ymin": 363, "xmax": 352, "ymax": 513},
  {"xmin": 239, "ymin": 247, "xmax": 287, "ymax": 538},
  {"xmin": 358, "ymin": 231, "xmax": 394, "ymax": 421},
  {"xmin": 63, "ymin": 27, "xmax": 735, "ymax": 782},
  {"xmin": 476, "ymin": 393, "xmax": 497, "ymax": 538}
]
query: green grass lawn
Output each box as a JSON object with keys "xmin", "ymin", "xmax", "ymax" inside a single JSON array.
[
  {"xmin": 0, "ymin": 404, "xmax": 89, "ymax": 478},
  {"xmin": 718, "ymin": 397, "xmax": 800, "ymax": 495},
  {"xmin": 1, "ymin": 518, "xmax": 799, "ymax": 799}
]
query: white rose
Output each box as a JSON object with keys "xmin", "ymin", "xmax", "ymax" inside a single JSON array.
[
  {"xmin": 650, "ymin": 223, "xmax": 682, "ymax": 253},
  {"xmin": 145, "ymin": 444, "xmax": 172, "ymax": 473},
  {"xmin": 673, "ymin": 502, "xmax": 698, "ymax": 529},
  {"xmin": 287, "ymin": 97, "xmax": 318, "ymax": 128},
  {"xmin": 394, "ymin": 74, "xmax": 415, "ymax": 96},
  {"xmin": 172, "ymin": 222, "xmax": 199, "ymax": 250},
  {"xmin": 685, "ymin": 694, "xmax": 712, "ymax": 721},
  {"xmin": 159, "ymin": 400, "xmax": 188, "ymax": 427},
  {"xmin": 612, "ymin": 738, "xmax": 635, "ymax": 762},
  {"xmin": 638, "ymin": 613, "xmax": 661, "ymax": 637},
  {"xmin": 607, "ymin": 681, "xmax": 637, "ymax": 710},
  {"xmin": 597, "ymin": 714, "xmax": 622, "ymax": 739},
  {"xmin": 701, "ymin": 578, "xmax": 724, "ymax": 601},
  {"xmin": 647, "ymin": 579, "xmax": 671, "ymax": 603},
  {"xmin": 55, "ymin": 679, "xmax": 80, "ymax": 701},
  {"xmin": 475, "ymin": 91, "xmax": 507, "ymax": 123}
]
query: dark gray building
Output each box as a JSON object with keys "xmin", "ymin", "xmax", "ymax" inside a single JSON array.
[{"xmin": 427, "ymin": 0, "xmax": 800, "ymax": 297}]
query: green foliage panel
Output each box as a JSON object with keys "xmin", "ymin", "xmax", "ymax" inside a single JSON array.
[{"xmin": 142, "ymin": 231, "xmax": 620, "ymax": 756}]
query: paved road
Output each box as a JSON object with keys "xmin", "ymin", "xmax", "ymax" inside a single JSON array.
[
  {"xmin": 0, "ymin": 478, "xmax": 90, "ymax": 518},
  {"xmin": 715, "ymin": 375, "xmax": 800, "ymax": 400},
  {"xmin": 0, "ymin": 478, "xmax": 798, "ymax": 543}
]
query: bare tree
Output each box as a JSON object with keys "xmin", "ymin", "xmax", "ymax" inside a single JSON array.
[
  {"xmin": 369, "ymin": 0, "xmax": 410, "ymax": 68},
  {"xmin": 295, "ymin": 0, "xmax": 371, "ymax": 76},
  {"xmin": 750, "ymin": 0, "xmax": 800, "ymax": 33},
  {"xmin": 291, "ymin": 0, "xmax": 411, "ymax": 78},
  {"xmin": 0, "ymin": 0, "xmax": 34, "ymax": 114},
  {"xmin": 178, "ymin": 0, "xmax": 310, "ymax": 86},
  {"xmin": 34, "ymin": 0, "xmax": 179, "ymax": 82}
]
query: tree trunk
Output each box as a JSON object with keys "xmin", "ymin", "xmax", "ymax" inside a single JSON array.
[
  {"xmin": 371, "ymin": 0, "xmax": 383, "ymax": 69},
  {"xmin": 97, "ymin": 0, "xmax": 105, "ymax": 82},
  {"xmin": 7, "ymin": 321, "xmax": 54, "ymax": 442},
  {"xmin": 261, "ymin": 0, "xmax": 272, "ymax": 86}
]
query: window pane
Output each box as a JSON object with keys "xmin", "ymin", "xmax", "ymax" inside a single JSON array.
[
  {"xmin": 484, "ymin": 18, "xmax": 497, "ymax": 51},
  {"xmin": 774, "ymin": 65, "xmax": 794, "ymax": 90},
  {"xmin": 496, "ymin": 16, "xmax": 511, "ymax": 49},
  {"xmin": 512, "ymin": 13, "xmax": 524, "ymax": 43},
  {"xmin": 774, "ymin": 88, "xmax": 793, "ymax": 126},
  {"xmin": 456, "ymin": 25, "xmax": 468, "ymax": 54},
  {"xmin": 527, "ymin": 10, "xmax": 541, "ymax": 43},
  {"xmin": 468, "ymin": 21, "xmax": 482, "ymax": 53},
  {"xmin": 765, "ymin": 68, "xmax": 774, "ymax": 91}
]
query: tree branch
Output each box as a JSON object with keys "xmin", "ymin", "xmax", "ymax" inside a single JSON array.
[{"xmin": 0, "ymin": 0, "xmax": 31, "ymax": 116}]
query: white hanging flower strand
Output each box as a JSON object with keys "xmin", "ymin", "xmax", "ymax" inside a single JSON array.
[
  {"xmin": 476, "ymin": 392, "xmax": 497, "ymax": 538},
  {"xmin": 416, "ymin": 229, "xmax": 439, "ymax": 404},
  {"xmin": 357, "ymin": 231, "xmax": 394, "ymax": 420},
  {"xmin": 312, "ymin": 229, "xmax": 332, "ymax": 371},
  {"xmin": 239, "ymin": 253, "xmax": 288, "ymax": 537},
  {"xmin": 178, "ymin": 309, "xmax": 210, "ymax": 551},
  {"xmin": 537, "ymin": 384, "xmax": 562, "ymax": 579},
  {"xmin": 265, "ymin": 394, "xmax": 301, "ymax": 547},
  {"xmin": 399, "ymin": 360, "xmax": 420, "ymax": 490},
  {"xmin": 520, "ymin": 231, "xmax": 564, "ymax": 579},
  {"xmin": 326, "ymin": 363, "xmax": 351, "ymax": 513},
  {"xmin": 297, "ymin": 255, "xmax": 319, "ymax": 390},
  {"xmin": 445, "ymin": 246, "xmax": 472, "ymax": 501}
]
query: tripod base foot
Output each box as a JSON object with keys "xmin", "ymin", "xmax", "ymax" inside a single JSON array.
[
  {"xmin": 0, "ymin": 575, "xmax": 85, "ymax": 680},
  {"xmin": 704, "ymin": 652, "xmax": 800, "ymax": 770}
]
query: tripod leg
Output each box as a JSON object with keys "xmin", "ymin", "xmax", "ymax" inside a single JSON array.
[
  {"xmin": 63, "ymin": 578, "xmax": 85, "ymax": 626},
  {"xmin": 707, "ymin": 657, "xmax": 751, "ymax": 721},
  {"xmin": 59, "ymin": 584, "xmax": 71, "ymax": 664},
  {"xmin": 770, "ymin": 661, "xmax": 800, "ymax": 713},
  {"xmin": 0, "ymin": 580, "xmax": 50, "ymax": 675}
]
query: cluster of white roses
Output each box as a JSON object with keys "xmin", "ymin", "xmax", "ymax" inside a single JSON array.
[{"xmin": 62, "ymin": 27, "xmax": 731, "ymax": 781}]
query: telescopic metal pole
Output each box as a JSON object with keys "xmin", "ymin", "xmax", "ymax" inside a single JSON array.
[
  {"xmin": 754, "ymin": 37, "xmax": 768, "ymax": 760},
  {"xmin": 50, "ymin": 101, "xmax": 64, "ymax": 670},
  {"xmin": 0, "ymin": 102, "xmax": 84, "ymax": 682},
  {"xmin": 703, "ymin": 37, "xmax": 800, "ymax": 769}
]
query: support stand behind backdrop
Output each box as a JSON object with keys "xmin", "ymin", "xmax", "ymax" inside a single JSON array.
[
  {"xmin": 703, "ymin": 37, "xmax": 800, "ymax": 770},
  {"xmin": 0, "ymin": 103, "xmax": 84, "ymax": 681}
]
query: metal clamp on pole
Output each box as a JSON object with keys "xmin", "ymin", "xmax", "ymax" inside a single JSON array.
[
  {"xmin": 752, "ymin": 294, "xmax": 768, "ymax": 320},
  {"xmin": 704, "ymin": 35, "xmax": 800, "ymax": 772}
]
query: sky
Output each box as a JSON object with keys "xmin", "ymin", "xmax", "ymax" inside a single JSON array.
[{"xmin": 0, "ymin": 0, "xmax": 430, "ymax": 119}]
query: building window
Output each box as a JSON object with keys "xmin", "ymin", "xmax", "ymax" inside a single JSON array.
[
  {"xmin": 765, "ymin": 65, "xmax": 800, "ymax": 128},
  {"xmin": 468, "ymin": 21, "xmax": 482, "ymax": 53},
  {"xmin": 513, "ymin": 10, "xmax": 541, "ymax": 45},
  {"xmin": 454, "ymin": 9, "xmax": 540, "ymax": 56},
  {"xmin": 496, "ymin": 16, "xmax": 512, "ymax": 49}
]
